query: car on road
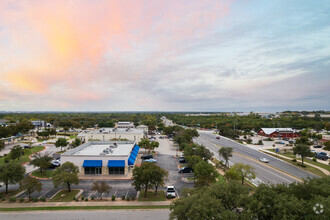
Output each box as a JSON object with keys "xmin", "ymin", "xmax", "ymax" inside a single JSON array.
[
  {"xmin": 277, "ymin": 141, "xmax": 285, "ymax": 144},
  {"xmin": 178, "ymin": 167, "xmax": 193, "ymax": 173},
  {"xmin": 315, "ymin": 152, "xmax": 328, "ymax": 160},
  {"xmin": 260, "ymin": 158, "xmax": 269, "ymax": 163},
  {"xmin": 216, "ymin": 136, "xmax": 220, "ymax": 139},
  {"xmin": 141, "ymin": 154, "xmax": 153, "ymax": 160},
  {"xmin": 144, "ymin": 159, "xmax": 157, "ymax": 163},
  {"xmin": 165, "ymin": 186, "xmax": 176, "ymax": 198},
  {"xmin": 179, "ymin": 156, "xmax": 186, "ymax": 163},
  {"xmin": 313, "ymin": 145, "xmax": 323, "ymax": 149}
]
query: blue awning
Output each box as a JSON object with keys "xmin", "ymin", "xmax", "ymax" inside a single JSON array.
[
  {"xmin": 131, "ymin": 150, "xmax": 138, "ymax": 156},
  {"xmin": 128, "ymin": 156, "xmax": 136, "ymax": 165},
  {"xmin": 134, "ymin": 145, "xmax": 140, "ymax": 151},
  {"xmin": 107, "ymin": 160, "xmax": 125, "ymax": 167},
  {"xmin": 133, "ymin": 148, "xmax": 139, "ymax": 154},
  {"xmin": 83, "ymin": 160, "xmax": 102, "ymax": 167}
]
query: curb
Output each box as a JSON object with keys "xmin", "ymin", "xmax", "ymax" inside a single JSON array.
[{"xmin": 21, "ymin": 146, "xmax": 46, "ymax": 166}]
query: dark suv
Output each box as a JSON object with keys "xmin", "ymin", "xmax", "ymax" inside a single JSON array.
[
  {"xmin": 141, "ymin": 154, "xmax": 153, "ymax": 160},
  {"xmin": 178, "ymin": 167, "xmax": 193, "ymax": 173},
  {"xmin": 315, "ymin": 152, "xmax": 328, "ymax": 160},
  {"xmin": 313, "ymin": 145, "xmax": 323, "ymax": 148}
]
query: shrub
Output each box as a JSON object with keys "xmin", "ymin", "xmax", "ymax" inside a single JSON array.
[
  {"xmin": 85, "ymin": 197, "xmax": 88, "ymax": 201},
  {"xmin": 111, "ymin": 195, "xmax": 116, "ymax": 201},
  {"xmin": 1, "ymin": 198, "xmax": 5, "ymax": 201},
  {"xmin": 167, "ymin": 194, "xmax": 173, "ymax": 199},
  {"xmin": 40, "ymin": 197, "xmax": 46, "ymax": 202},
  {"xmin": 20, "ymin": 198, "xmax": 24, "ymax": 203},
  {"xmin": 292, "ymin": 159, "xmax": 297, "ymax": 162},
  {"xmin": 312, "ymin": 158, "xmax": 317, "ymax": 162},
  {"xmin": 75, "ymin": 198, "xmax": 78, "ymax": 202},
  {"xmin": 126, "ymin": 196, "xmax": 130, "ymax": 201},
  {"xmin": 257, "ymin": 140, "xmax": 263, "ymax": 145},
  {"xmin": 4, "ymin": 158, "xmax": 9, "ymax": 163},
  {"xmin": 131, "ymin": 196, "xmax": 136, "ymax": 200},
  {"xmin": 33, "ymin": 198, "xmax": 38, "ymax": 202},
  {"xmin": 9, "ymin": 197, "xmax": 16, "ymax": 202},
  {"xmin": 81, "ymin": 196, "xmax": 84, "ymax": 200},
  {"xmin": 91, "ymin": 196, "xmax": 95, "ymax": 200},
  {"xmin": 121, "ymin": 195, "xmax": 126, "ymax": 200},
  {"xmin": 73, "ymin": 197, "xmax": 76, "ymax": 200}
]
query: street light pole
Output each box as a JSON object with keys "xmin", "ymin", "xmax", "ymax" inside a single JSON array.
[{"xmin": 193, "ymin": 147, "xmax": 196, "ymax": 187}]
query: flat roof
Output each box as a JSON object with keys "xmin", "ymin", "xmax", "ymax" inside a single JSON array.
[
  {"xmin": 62, "ymin": 141, "xmax": 135, "ymax": 156},
  {"xmin": 80, "ymin": 128, "xmax": 143, "ymax": 135}
]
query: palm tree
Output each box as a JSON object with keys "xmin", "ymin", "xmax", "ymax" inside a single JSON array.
[{"xmin": 218, "ymin": 147, "xmax": 233, "ymax": 168}]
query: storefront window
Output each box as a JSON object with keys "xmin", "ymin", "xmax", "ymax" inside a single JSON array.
[
  {"xmin": 84, "ymin": 167, "xmax": 102, "ymax": 175},
  {"xmin": 108, "ymin": 167, "xmax": 125, "ymax": 175}
]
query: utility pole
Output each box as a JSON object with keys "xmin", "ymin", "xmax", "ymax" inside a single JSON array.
[{"xmin": 193, "ymin": 147, "xmax": 196, "ymax": 187}]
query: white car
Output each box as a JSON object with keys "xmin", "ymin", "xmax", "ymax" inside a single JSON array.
[
  {"xmin": 260, "ymin": 158, "xmax": 269, "ymax": 163},
  {"xmin": 165, "ymin": 186, "xmax": 176, "ymax": 198},
  {"xmin": 42, "ymin": 141, "xmax": 48, "ymax": 144}
]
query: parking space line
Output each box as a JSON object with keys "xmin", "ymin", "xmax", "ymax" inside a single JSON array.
[
  {"xmin": 38, "ymin": 190, "xmax": 50, "ymax": 199},
  {"xmin": 88, "ymin": 191, "xmax": 95, "ymax": 198}
]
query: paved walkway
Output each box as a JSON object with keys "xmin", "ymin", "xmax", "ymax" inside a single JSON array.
[
  {"xmin": 260, "ymin": 149, "xmax": 330, "ymax": 175},
  {"xmin": 0, "ymin": 200, "xmax": 171, "ymax": 208}
]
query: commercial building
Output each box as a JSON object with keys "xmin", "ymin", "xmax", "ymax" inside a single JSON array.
[
  {"xmin": 115, "ymin": 121, "xmax": 135, "ymax": 129},
  {"xmin": 61, "ymin": 141, "xmax": 140, "ymax": 176},
  {"xmin": 257, "ymin": 128, "xmax": 300, "ymax": 138},
  {"xmin": 77, "ymin": 127, "xmax": 147, "ymax": 143}
]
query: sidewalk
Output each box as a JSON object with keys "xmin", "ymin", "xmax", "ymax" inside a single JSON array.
[
  {"xmin": 260, "ymin": 149, "xmax": 330, "ymax": 175},
  {"xmin": 0, "ymin": 200, "xmax": 171, "ymax": 208}
]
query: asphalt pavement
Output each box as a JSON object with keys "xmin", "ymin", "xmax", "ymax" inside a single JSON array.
[{"xmin": 195, "ymin": 131, "xmax": 318, "ymax": 185}]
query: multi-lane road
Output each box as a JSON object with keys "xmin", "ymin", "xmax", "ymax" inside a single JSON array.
[{"xmin": 195, "ymin": 131, "xmax": 318, "ymax": 185}]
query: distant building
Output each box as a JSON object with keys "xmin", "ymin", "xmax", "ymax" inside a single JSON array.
[
  {"xmin": 257, "ymin": 128, "xmax": 300, "ymax": 138},
  {"xmin": 61, "ymin": 141, "xmax": 140, "ymax": 176},
  {"xmin": 115, "ymin": 121, "xmax": 135, "ymax": 129},
  {"xmin": 0, "ymin": 119, "xmax": 8, "ymax": 127},
  {"xmin": 31, "ymin": 120, "xmax": 45, "ymax": 128},
  {"xmin": 77, "ymin": 127, "xmax": 146, "ymax": 143}
]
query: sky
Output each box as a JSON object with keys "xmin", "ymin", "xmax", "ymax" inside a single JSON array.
[{"xmin": 0, "ymin": 0, "xmax": 329, "ymax": 112}]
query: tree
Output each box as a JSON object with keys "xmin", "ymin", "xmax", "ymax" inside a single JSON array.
[
  {"xmin": 293, "ymin": 144, "xmax": 313, "ymax": 167},
  {"xmin": 194, "ymin": 161, "xmax": 218, "ymax": 187},
  {"xmin": 71, "ymin": 138, "xmax": 82, "ymax": 148},
  {"xmin": 138, "ymin": 138, "xmax": 151, "ymax": 153},
  {"xmin": 225, "ymin": 163, "xmax": 256, "ymax": 185},
  {"xmin": 0, "ymin": 162, "xmax": 26, "ymax": 193},
  {"xmin": 150, "ymin": 165, "xmax": 168, "ymax": 195},
  {"xmin": 52, "ymin": 162, "xmax": 79, "ymax": 192},
  {"xmin": 170, "ymin": 181, "xmax": 249, "ymax": 220},
  {"xmin": 150, "ymin": 141, "xmax": 159, "ymax": 152},
  {"xmin": 323, "ymin": 141, "xmax": 330, "ymax": 151},
  {"xmin": 185, "ymin": 155, "xmax": 203, "ymax": 169},
  {"xmin": 0, "ymin": 141, "xmax": 4, "ymax": 151},
  {"xmin": 63, "ymin": 126, "xmax": 69, "ymax": 134},
  {"xmin": 55, "ymin": 137, "xmax": 68, "ymax": 152},
  {"xmin": 184, "ymin": 144, "xmax": 213, "ymax": 161},
  {"xmin": 132, "ymin": 162, "xmax": 168, "ymax": 198},
  {"xmin": 30, "ymin": 152, "xmax": 53, "ymax": 173},
  {"xmin": 9, "ymin": 145, "xmax": 24, "ymax": 161},
  {"xmin": 218, "ymin": 147, "xmax": 233, "ymax": 168},
  {"xmin": 20, "ymin": 176, "xmax": 42, "ymax": 200},
  {"xmin": 92, "ymin": 181, "xmax": 111, "ymax": 200}
]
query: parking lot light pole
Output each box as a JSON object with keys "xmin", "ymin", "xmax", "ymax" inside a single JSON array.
[{"xmin": 193, "ymin": 147, "xmax": 196, "ymax": 187}]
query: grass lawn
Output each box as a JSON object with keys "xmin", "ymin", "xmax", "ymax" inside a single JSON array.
[
  {"xmin": 268, "ymin": 149, "xmax": 330, "ymax": 172},
  {"xmin": 32, "ymin": 170, "xmax": 54, "ymax": 179},
  {"xmin": 216, "ymin": 172, "xmax": 226, "ymax": 184},
  {"xmin": 49, "ymin": 190, "xmax": 80, "ymax": 202},
  {"xmin": 0, "ymin": 190, "xmax": 20, "ymax": 201},
  {"xmin": 263, "ymin": 151, "xmax": 327, "ymax": 177},
  {"xmin": 138, "ymin": 191, "xmax": 166, "ymax": 202},
  {"xmin": 0, "ymin": 146, "xmax": 45, "ymax": 165},
  {"xmin": 69, "ymin": 135, "xmax": 77, "ymax": 139},
  {"xmin": 0, "ymin": 205, "xmax": 170, "ymax": 212}
]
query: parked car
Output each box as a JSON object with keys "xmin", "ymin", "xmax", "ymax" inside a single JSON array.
[
  {"xmin": 42, "ymin": 141, "xmax": 48, "ymax": 144},
  {"xmin": 179, "ymin": 156, "xmax": 186, "ymax": 163},
  {"xmin": 315, "ymin": 152, "xmax": 328, "ymax": 160},
  {"xmin": 277, "ymin": 141, "xmax": 285, "ymax": 144},
  {"xmin": 178, "ymin": 167, "xmax": 193, "ymax": 173},
  {"xmin": 144, "ymin": 159, "xmax": 157, "ymax": 163},
  {"xmin": 313, "ymin": 145, "xmax": 323, "ymax": 149},
  {"xmin": 216, "ymin": 136, "xmax": 220, "ymax": 139},
  {"xmin": 50, "ymin": 160, "xmax": 61, "ymax": 168},
  {"xmin": 310, "ymin": 149, "xmax": 317, "ymax": 154},
  {"xmin": 23, "ymin": 145, "xmax": 31, "ymax": 149},
  {"xmin": 260, "ymin": 158, "xmax": 269, "ymax": 163},
  {"xmin": 165, "ymin": 186, "xmax": 176, "ymax": 198},
  {"xmin": 141, "ymin": 154, "xmax": 153, "ymax": 160},
  {"xmin": 282, "ymin": 138, "xmax": 289, "ymax": 141}
]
